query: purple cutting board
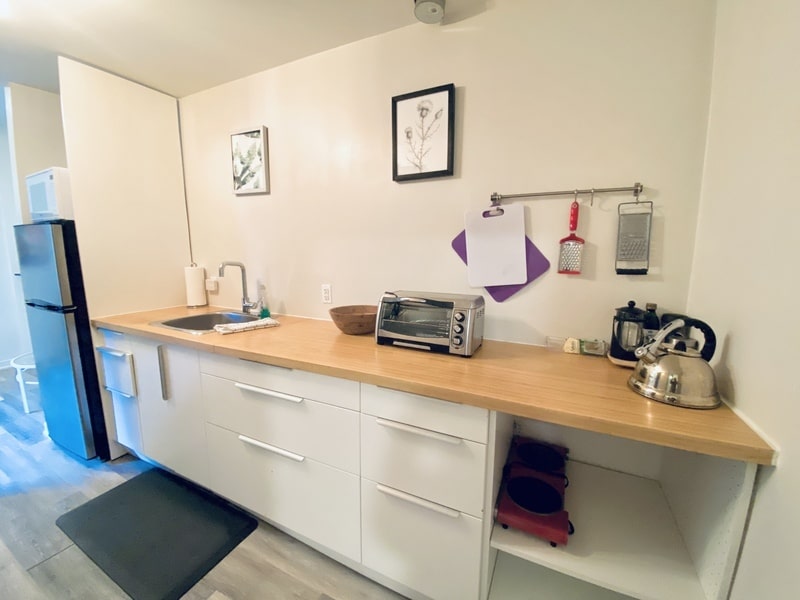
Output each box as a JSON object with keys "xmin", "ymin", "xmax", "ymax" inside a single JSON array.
[{"xmin": 451, "ymin": 230, "xmax": 550, "ymax": 302}]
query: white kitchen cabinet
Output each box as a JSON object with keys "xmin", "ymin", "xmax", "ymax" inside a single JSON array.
[
  {"xmin": 206, "ymin": 422, "xmax": 361, "ymax": 562},
  {"xmin": 199, "ymin": 353, "xmax": 362, "ymax": 563},
  {"xmin": 91, "ymin": 317, "xmax": 766, "ymax": 600},
  {"xmin": 361, "ymin": 477, "xmax": 483, "ymax": 600},
  {"xmin": 201, "ymin": 372, "xmax": 359, "ymax": 473},
  {"xmin": 127, "ymin": 337, "xmax": 208, "ymax": 486},
  {"xmin": 199, "ymin": 353, "xmax": 359, "ymax": 411},
  {"xmin": 361, "ymin": 413, "xmax": 486, "ymax": 517},
  {"xmin": 361, "ymin": 384, "xmax": 489, "ymax": 443},
  {"xmin": 96, "ymin": 330, "xmax": 142, "ymax": 455},
  {"xmin": 360, "ymin": 384, "xmax": 490, "ymax": 600}
]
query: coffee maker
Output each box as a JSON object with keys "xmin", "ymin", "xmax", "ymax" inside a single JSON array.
[{"xmin": 608, "ymin": 301, "xmax": 659, "ymax": 367}]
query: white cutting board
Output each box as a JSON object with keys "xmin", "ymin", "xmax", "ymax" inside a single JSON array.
[{"xmin": 464, "ymin": 205, "xmax": 527, "ymax": 287}]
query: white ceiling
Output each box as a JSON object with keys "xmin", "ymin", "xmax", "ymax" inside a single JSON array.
[{"xmin": 0, "ymin": 0, "xmax": 423, "ymax": 97}]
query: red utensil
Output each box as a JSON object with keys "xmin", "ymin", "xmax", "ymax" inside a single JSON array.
[{"xmin": 558, "ymin": 200, "xmax": 584, "ymax": 274}]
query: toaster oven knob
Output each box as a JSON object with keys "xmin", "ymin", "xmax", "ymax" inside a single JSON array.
[
  {"xmin": 453, "ymin": 323, "xmax": 464, "ymax": 334},
  {"xmin": 453, "ymin": 336, "xmax": 463, "ymax": 346},
  {"xmin": 454, "ymin": 312, "xmax": 465, "ymax": 322}
]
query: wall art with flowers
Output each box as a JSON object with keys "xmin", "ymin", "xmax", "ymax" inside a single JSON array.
[
  {"xmin": 392, "ymin": 83, "xmax": 455, "ymax": 182},
  {"xmin": 231, "ymin": 126, "xmax": 270, "ymax": 195}
]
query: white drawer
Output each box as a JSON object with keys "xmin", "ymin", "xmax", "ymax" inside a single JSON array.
[
  {"xmin": 109, "ymin": 390, "xmax": 142, "ymax": 453},
  {"xmin": 202, "ymin": 373, "xmax": 359, "ymax": 474},
  {"xmin": 96, "ymin": 345, "xmax": 136, "ymax": 398},
  {"xmin": 199, "ymin": 353, "xmax": 358, "ymax": 410},
  {"xmin": 361, "ymin": 478, "xmax": 482, "ymax": 600},
  {"xmin": 361, "ymin": 414, "xmax": 486, "ymax": 517},
  {"xmin": 361, "ymin": 384, "xmax": 488, "ymax": 443},
  {"xmin": 206, "ymin": 423, "xmax": 361, "ymax": 563}
]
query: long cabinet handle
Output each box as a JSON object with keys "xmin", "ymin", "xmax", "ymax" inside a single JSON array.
[
  {"xmin": 375, "ymin": 417, "xmax": 461, "ymax": 445},
  {"xmin": 238, "ymin": 435, "xmax": 305, "ymax": 462},
  {"xmin": 156, "ymin": 345, "xmax": 169, "ymax": 401},
  {"xmin": 234, "ymin": 382, "xmax": 303, "ymax": 404},
  {"xmin": 376, "ymin": 483, "xmax": 460, "ymax": 518}
]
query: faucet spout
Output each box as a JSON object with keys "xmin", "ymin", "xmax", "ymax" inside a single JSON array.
[{"xmin": 218, "ymin": 261, "xmax": 257, "ymax": 314}]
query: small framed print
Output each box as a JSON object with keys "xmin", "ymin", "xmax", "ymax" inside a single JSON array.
[
  {"xmin": 231, "ymin": 126, "xmax": 269, "ymax": 195},
  {"xmin": 392, "ymin": 83, "xmax": 455, "ymax": 182}
]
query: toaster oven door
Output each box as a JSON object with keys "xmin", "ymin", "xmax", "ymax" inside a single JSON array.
[{"xmin": 377, "ymin": 297, "xmax": 453, "ymax": 349}]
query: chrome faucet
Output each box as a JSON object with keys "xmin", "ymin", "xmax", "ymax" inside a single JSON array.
[{"xmin": 218, "ymin": 261, "xmax": 259, "ymax": 314}]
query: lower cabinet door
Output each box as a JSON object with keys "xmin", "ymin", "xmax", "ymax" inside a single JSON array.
[
  {"xmin": 206, "ymin": 423, "xmax": 361, "ymax": 563},
  {"xmin": 109, "ymin": 390, "xmax": 142, "ymax": 454},
  {"xmin": 361, "ymin": 478, "xmax": 483, "ymax": 600}
]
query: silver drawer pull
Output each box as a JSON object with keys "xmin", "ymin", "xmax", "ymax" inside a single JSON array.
[
  {"xmin": 237, "ymin": 435, "xmax": 305, "ymax": 462},
  {"xmin": 96, "ymin": 346, "xmax": 126, "ymax": 358},
  {"xmin": 376, "ymin": 483, "xmax": 460, "ymax": 518},
  {"xmin": 234, "ymin": 382, "xmax": 303, "ymax": 403},
  {"xmin": 375, "ymin": 417, "xmax": 461, "ymax": 445},
  {"xmin": 105, "ymin": 386, "xmax": 133, "ymax": 399}
]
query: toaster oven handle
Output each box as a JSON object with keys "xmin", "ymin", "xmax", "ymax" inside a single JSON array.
[{"xmin": 382, "ymin": 296, "xmax": 452, "ymax": 309}]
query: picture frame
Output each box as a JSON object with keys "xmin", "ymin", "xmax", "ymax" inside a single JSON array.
[
  {"xmin": 392, "ymin": 83, "xmax": 455, "ymax": 182},
  {"xmin": 231, "ymin": 126, "xmax": 270, "ymax": 195}
]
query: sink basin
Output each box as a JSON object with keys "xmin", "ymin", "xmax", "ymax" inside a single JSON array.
[{"xmin": 154, "ymin": 311, "xmax": 258, "ymax": 334}]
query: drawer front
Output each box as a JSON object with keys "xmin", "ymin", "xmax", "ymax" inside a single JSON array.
[
  {"xmin": 199, "ymin": 353, "xmax": 358, "ymax": 410},
  {"xmin": 202, "ymin": 373, "xmax": 359, "ymax": 474},
  {"xmin": 361, "ymin": 384, "xmax": 488, "ymax": 443},
  {"xmin": 96, "ymin": 345, "xmax": 136, "ymax": 397},
  {"xmin": 361, "ymin": 414, "xmax": 486, "ymax": 517},
  {"xmin": 206, "ymin": 423, "xmax": 361, "ymax": 563},
  {"xmin": 361, "ymin": 478, "xmax": 482, "ymax": 600},
  {"xmin": 110, "ymin": 391, "xmax": 142, "ymax": 453}
]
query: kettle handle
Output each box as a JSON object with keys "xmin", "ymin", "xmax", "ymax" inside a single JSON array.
[
  {"xmin": 684, "ymin": 318, "xmax": 717, "ymax": 362},
  {"xmin": 635, "ymin": 318, "xmax": 686, "ymax": 363}
]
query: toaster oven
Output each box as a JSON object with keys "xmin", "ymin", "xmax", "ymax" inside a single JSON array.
[{"xmin": 375, "ymin": 291, "xmax": 485, "ymax": 357}]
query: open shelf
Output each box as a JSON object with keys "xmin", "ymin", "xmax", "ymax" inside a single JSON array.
[
  {"xmin": 489, "ymin": 552, "xmax": 633, "ymax": 600},
  {"xmin": 490, "ymin": 461, "xmax": 706, "ymax": 600}
]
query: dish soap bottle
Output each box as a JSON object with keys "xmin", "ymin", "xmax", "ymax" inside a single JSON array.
[
  {"xmin": 643, "ymin": 303, "xmax": 660, "ymax": 345},
  {"xmin": 256, "ymin": 280, "xmax": 270, "ymax": 318}
]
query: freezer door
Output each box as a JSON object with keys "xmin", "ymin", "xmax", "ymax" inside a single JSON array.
[
  {"xmin": 14, "ymin": 222, "xmax": 73, "ymax": 307},
  {"xmin": 25, "ymin": 304, "xmax": 96, "ymax": 459}
]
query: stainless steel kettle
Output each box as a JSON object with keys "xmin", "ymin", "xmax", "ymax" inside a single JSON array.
[{"xmin": 627, "ymin": 317, "xmax": 720, "ymax": 409}]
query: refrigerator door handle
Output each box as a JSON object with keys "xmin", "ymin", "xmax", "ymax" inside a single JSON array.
[{"xmin": 26, "ymin": 300, "xmax": 77, "ymax": 313}]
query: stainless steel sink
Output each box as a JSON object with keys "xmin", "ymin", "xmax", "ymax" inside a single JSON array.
[{"xmin": 153, "ymin": 311, "xmax": 258, "ymax": 334}]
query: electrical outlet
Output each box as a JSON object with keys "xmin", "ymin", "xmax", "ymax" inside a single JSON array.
[{"xmin": 321, "ymin": 284, "xmax": 332, "ymax": 304}]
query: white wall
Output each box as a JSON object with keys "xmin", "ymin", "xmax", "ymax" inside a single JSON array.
[
  {"xmin": 0, "ymin": 84, "xmax": 67, "ymax": 364},
  {"xmin": 0, "ymin": 90, "xmax": 25, "ymax": 365},
  {"xmin": 179, "ymin": 0, "xmax": 716, "ymax": 345},
  {"xmin": 58, "ymin": 58, "xmax": 191, "ymax": 318},
  {"xmin": 5, "ymin": 83, "xmax": 68, "ymax": 223},
  {"xmin": 689, "ymin": 2, "xmax": 798, "ymax": 598}
]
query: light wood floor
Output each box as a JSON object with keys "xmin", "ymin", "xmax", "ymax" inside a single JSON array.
[{"xmin": 0, "ymin": 367, "xmax": 406, "ymax": 600}]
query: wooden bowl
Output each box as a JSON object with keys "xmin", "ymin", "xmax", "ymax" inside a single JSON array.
[{"xmin": 329, "ymin": 305, "xmax": 378, "ymax": 335}]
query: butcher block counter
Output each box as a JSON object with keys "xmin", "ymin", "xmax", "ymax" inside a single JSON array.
[{"xmin": 92, "ymin": 305, "xmax": 774, "ymax": 466}]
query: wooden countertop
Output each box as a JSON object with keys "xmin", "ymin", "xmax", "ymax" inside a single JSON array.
[{"xmin": 92, "ymin": 305, "xmax": 775, "ymax": 465}]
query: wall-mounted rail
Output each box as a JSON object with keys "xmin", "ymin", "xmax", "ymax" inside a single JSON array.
[{"xmin": 490, "ymin": 182, "xmax": 644, "ymax": 207}]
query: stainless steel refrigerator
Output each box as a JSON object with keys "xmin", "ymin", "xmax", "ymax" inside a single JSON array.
[{"xmin": 14, "ymin": 220, "xmax": 110, "ymax": 460}]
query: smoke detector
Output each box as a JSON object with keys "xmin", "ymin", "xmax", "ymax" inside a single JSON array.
[{"xmin": 414, "ymin": 0, "xmax": 445, "ymax": 24}]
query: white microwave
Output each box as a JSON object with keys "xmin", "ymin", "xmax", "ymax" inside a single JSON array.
[{"xmin": 26, "ymin": 167, "xmax": 73, "ymax": 222}]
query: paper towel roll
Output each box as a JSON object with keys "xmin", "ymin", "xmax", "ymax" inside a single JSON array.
[{"xmin": 185, "ymin": 265, "xmax": 207, "ymax": 307}]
